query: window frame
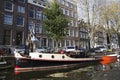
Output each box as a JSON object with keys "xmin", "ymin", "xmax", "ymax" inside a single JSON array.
[
  {"xmin": 29, "ymin": 8, "xmax": 35, "ymax": 18},
  {"xmin": 36, "ymin": 11, "xmax": 42, "ymax": 20},
  {"xmin": 36, "ymin": 23, "xmax": 41, "ymax": 33},
  {"xmin": 4, "ymin": 14, "xmax": 13, "ymax": 25},
  {"xmin": 17, "ymin": 6, "xmax": 25, "ymax": 13},
  {"xmin": 16, "ymin": 16, "xmax": 24, "ymax": 26},
  {"xmin": 18, "ymin": 0, "xmax": 25, "ymax": 3},
  {"xmin": 4, "ymin": 1, "xmax": 14, "ymax": 12}
]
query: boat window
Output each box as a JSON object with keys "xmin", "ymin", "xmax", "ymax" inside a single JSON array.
[
  {"xmin": 51, "ymin": 55, "xmax": 54, "ymax": 58},
  {"xmin": 62, "ymin": 56, "xmax": 65, "ymax": 59},
  {"xmin": 39, "ymin": 55, "xmax": 42, "ymax": 58}
]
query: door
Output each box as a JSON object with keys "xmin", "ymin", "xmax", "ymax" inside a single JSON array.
[{"xmin": 16, "ymin": 31, "xmax": 22, "ymax": 45}]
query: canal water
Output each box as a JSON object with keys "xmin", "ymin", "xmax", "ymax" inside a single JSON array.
[{"xmin": 0, "ymin": 59, "xmax": 120, "ymax": 80}]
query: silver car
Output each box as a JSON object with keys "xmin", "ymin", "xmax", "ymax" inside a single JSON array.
[
  {"xmin": 35, "ymin": 47, "xmax": 47, "ymax": 52},
  {"xmin": 15, "ymin": 46, "xmax": 26, "ymax": 54}
]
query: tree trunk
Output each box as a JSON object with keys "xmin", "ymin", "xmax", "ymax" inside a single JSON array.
[
  {"xmin": 54, "ymin": 40, "xmax": 59, "ymax": 52},
  {"xmin": 117, "ymin": 33, "xmax": 120, "ymax": 48}
]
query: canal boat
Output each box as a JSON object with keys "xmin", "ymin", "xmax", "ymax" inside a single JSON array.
[
  {"xmin": 14, "ymin": 27, "xmax": 101, "ymax": 72},
  {"xmin": 14, "ymin": 51, "xmax": 100, "ymax": 72}
]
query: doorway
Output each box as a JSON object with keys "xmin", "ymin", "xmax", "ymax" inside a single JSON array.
[{"xmin": 16, "ymin": 31, "xmax": 23, "ymax": 45}]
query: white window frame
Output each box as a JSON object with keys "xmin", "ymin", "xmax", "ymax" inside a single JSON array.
[
  {"xmin": 4, "ymin": 1, "xmax": 14, "ymax": 12},
  {"xmin": 4, "ymin": 14, "xmax": 13, "ymax": 25},
  {"xmin": 17, "ymin": 6, "xmax": 25, "ymax": 13}
]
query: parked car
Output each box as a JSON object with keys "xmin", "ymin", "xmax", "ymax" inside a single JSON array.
[
  {"xmin": 95, "ymin": 46, "xmax": 107, "ymax": 53},
  {"xmin": 79, "ymin": 48, "xmax": 87, "ymax": 53},
  {"xmin": 15, "ymin": 45, "xmax": 26, "ymax": 54},
  {"xmin": 79, "ymin": 48, "xmax": 88, "ymax": 57},
  {"xmin": 35, "ymin": 47, "xmax": 47, "ymax": 52},
  {"xmin": 62, "ymin": 46, "xmax": 77, "ymax": 52}
]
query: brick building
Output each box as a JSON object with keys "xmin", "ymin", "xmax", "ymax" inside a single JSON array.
[
  {"xmin": 0, "ymin": 0, "xmax": 80, "ymax": 48},
  {"xmin": 0, "ymin": 0, "xmax": 46, "ymax": 47},
  {"xmin": 0, "ymin": 0, "xmax": 28, "ymax": 45}
]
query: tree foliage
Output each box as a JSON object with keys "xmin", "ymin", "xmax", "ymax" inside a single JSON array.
[
  {"xmin": 99, "ymin": 2, "xmax": 120, "ymax": 47},
  {"xmin": 43, "ymin": 1, "xmax": 69, "ymax": 42}
]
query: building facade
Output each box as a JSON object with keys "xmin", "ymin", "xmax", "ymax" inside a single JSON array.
[
  {"xmin": 27, "ymin": 0, "xmax": 79, "ymax": 48},
  {"xmin": 54, "ymin": 0, "xmax": 79, "ymax": 47},
  {"xmin": 0, "ymin": 0, "xmax": 47, "ymax": 47},
  {"xmin": 78, "ymin": 19, "xmax": 89, "ymax": 49},
  {"xmin": 27, "ymin": 0, "xmax": 48, "ymax": 48},
  {"xmin": 0, "ymin": 0, "xmax": 80, "ymax": 48},
  {"xmin": 0, "ymin": 0, "xmax": 28, "ymax": 45}
]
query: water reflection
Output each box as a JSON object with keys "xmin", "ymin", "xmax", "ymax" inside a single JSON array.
[
  {"xmin": 99, "ymin": 59, "xmax": 117, "ymax": 71},
  {"xmin": 91, "ymin": 59, "xmax": 120, "ymax": 80},
  {"xmin": 0, "ymin": 59, "xmax": 120, "ymax": 80}
]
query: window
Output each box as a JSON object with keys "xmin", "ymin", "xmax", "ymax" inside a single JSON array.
[
  {"xmin": 73, "ymin": 12, "xmax": 77, "ymax": 18},
  {"xmin": 65, "ymin": 9, "xmax": 68, "ymax": 15},
  {"xmin": 16, "ymin": 16, "xmax": 24, "ymax": 26},
  {"xmin": 42, "ymin": 15, "xmax": 46, "ymax": 21},
  {"xmin": 66, "ymin": 40, "xmax": 70, "ymax": 46},
  {"xmin": 61, "ymin": 8, "xmax": 65, "ymax": 14},
  {"xmin": 66, "ymin": 2, "xmax": 69, "ymax": 6},
  {"xmin": 29, "ymin": 8, "xmax": 35, "ymax": 18},
  {"xmin": 61, "ymin": 0, "xmax": 65, "ymax": 4},
  {"xmin": 72, "ymin": 30, "xmax": 74, "ymax": 37},
  {"xmin": 18, "ymin": 0, "xmax": 25, "ymax": 3},
  {"xmin": 4, "ymin": 2, "xmax": 13, "ymax": 11},
  {"xmin": 70, "ymin": 20, "xmax": 74, "ymax": 26},
  {"xmin": 17, "ymin": 6, "xmax": 25, "ymax": 13},
  {"xmin": 4, "ymin": 14, "xmax": 13, "ymax": 25},
  {"xmin": 36, "ymin": 23, "xmax": 41, "ymax": 33},
  {"xmin": 4, "ymin": 30, "xmax": 11, "ymax": 45},
  {"xmin": 28, "ymin": 22, "xmax": 35, "ymax": 33},
  {"xmin": 33, "ymin": 0, "xmax": 37, "ymax": 3},
  {"xmin": 68, "ymin": 2, "xmax": 72, "ymax": 8},
  {"xmin": 69, "ymin": 10, "xmax": 72, "ymax": 17},
  {"xmin": 36, "ymin": 11, "xmax": 42, "ymax": 20},
  {"xmin": 76, "ymin": 31, "xmax": 78, "ymax": 37}
]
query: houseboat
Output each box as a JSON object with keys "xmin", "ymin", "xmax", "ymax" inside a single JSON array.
[{"xmin": 14, "ymin": 51, "xmax": 101, "ymax": 72}]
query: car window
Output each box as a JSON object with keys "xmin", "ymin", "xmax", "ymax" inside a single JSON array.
[
  {"xmin": 37, "ymin": 47, "xmax": 42, "ymax": 49},
  {"xmin": 99, "ymin": 46, "xmax": 106, "ymax": 48},
  {"xmin": 16, "ymin": 46, "xmax": 25, "ymax": 49},
  {"xmin": 37, "ymin": 47, "xmax": 46, "ymax": 49},
  {"xmin": 67, "ymin": 47, "xmax": 75, "ymax": 49}
]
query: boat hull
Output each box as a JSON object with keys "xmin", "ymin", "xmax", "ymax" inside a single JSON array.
[
  {"xmin": 14, "ymin": 51, "xmax": 101, "ymax": 72},
  {"xmin": 14, "ymin": 57, "xmax": 99, "ymax": 72}
]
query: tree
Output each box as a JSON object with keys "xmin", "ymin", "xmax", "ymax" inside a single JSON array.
[
  {"xmin": 43, "ymin": 0, "xmax": 69, "ymax": 50},
  {"xmin": 78, "ymin": 0, "xmax": 99, "ymax": 48},
  {"xmin": 99, "ymin": 2, "xmax": 120, "ymax": 48}
]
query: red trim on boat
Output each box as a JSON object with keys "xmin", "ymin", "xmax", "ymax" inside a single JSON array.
[
  {"xmin": 14, "ymin": 66, "xmax": 20, "ymax": 68},
  {"xmin": 102, "ymin": 56, "xmax": 117, "ymax": 61}
]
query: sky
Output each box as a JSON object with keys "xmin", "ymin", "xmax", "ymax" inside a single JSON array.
[{"xmin": 77, "ymin": 0, "xmax": 120, "ymax": 21}]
